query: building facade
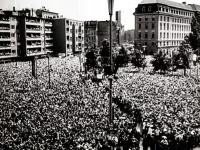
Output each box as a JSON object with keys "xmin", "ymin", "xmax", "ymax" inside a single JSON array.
[
  {"xmin": 124, "ymin": 29, "xmax": 135, "ymax": 43},
  {"xmin": 53, "ymin": 18, "xmax": 84, "ymax": 56},
  {"xmin": 84, "ymin": 11, "xmax": 124, "ymax": 47},
  {"xmin": 84, "ymin": 21, "xmax": 98, "ymax": 48},
  {"xmin": 134, "ymin": 0, "xmax": 195, "ymax": 55},
  {"xmin": 0, "ymin": 10, "xmax": 19, "ymax": 59}
]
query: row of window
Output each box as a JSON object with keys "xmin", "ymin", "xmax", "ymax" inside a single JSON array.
[
  {"xmin": 159, "ymin": 41, "xmax": 182, "ymax": 47},
  {"xmin": 138, "ymin": 22, "xmax": 191, "ymax": 31},
  {"xmin": 66, "ymin": 44, "xmax": 84, "ymax": 49},
  {"xmin": 138, "ymin": 32, "xmax": 188, "ymax": 39},
  {"xmin": 138, "ymin": 32, "xmax": 155, "ymax": 39},
  {"xmin": 138, "ymin": 16, "xmax": 155, "ymax": 22},
  {"xmin": 160, "ymin": 32, "xmax": 188, "ymax": 39},
  {"xmin": 138, "ymin": 41, "xmax": 183, "ymax": 47},
  {"xmin": 66, "ymin": 20, "xmax": 84, "ymax": 26},
  {"xmin": 158, "ymin": 5, "xmax": 193, "ymax": 17},
  {"xmin": 139, "ymin": 23, "xmax": 155, "ymax": 30},
  {"xmin": 66, "ymin": 36, "xmax": 84, "ymax": 41},
  {"xmin": 160, "ymin": 16, "xmax": 191, "ymax": 24},
  {"xmin": 160, "ymin": 23, "xmax": 191, "ymax": 31},
  {"xmin": 66, "ymin": 28, "xmax": 84, "ymax": 34}
]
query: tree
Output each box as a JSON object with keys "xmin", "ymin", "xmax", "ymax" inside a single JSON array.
[{"xmin": 188, "ymin": 12, "xmax": 200, "ymax": 55}]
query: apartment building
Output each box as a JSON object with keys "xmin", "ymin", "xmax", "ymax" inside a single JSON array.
[
  {"xmin": 53, "ymin": 18, "xmax": 84, "ymax": 56},
  {"xmin": 0, "ymin": 7, "xmax": 58, "ymax": 60},
  {"xmin": 134, "ymin": 0, "xmax": 196, "ymax": 55},
  {"xmin": 0, "ymin": 10, "xmax": 18, "ymax": 59}
]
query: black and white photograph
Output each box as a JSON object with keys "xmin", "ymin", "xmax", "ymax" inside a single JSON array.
[{"xmin": 0, "ymin": 0, "xmax": 200, "ymax": 149}]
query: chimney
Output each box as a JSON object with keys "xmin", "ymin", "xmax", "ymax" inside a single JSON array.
[
  {"xmin": 13, "ymin": 7, "xmax": 15, "ymax": 11},
  {"xmin": 182, "ymin": 2, "xmax": 186, "ymax": 4}
]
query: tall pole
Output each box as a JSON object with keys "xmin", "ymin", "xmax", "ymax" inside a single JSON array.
[
  {"xmin": 48, "ymin": 53, "xmax": 50, "ymax": 89},
  {"xmin": 109, "ymin": 13, "xmax": 113, "ymax": 124}
]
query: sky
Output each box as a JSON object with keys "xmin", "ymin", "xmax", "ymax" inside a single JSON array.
[{"xmin": 1, "ymin": 0, "xmax": 200, "ymax": 30}]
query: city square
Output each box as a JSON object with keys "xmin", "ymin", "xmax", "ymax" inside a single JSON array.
[{"xmin": 0, "ymin": 0, "xmax": 200, "ymax": 149}]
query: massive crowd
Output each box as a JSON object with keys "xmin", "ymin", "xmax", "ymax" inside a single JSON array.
[{"xmin": 0, "ymin": 55, "xmax": 200, "ymax": 150}]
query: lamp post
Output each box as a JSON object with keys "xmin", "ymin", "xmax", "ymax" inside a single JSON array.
[
  {"xmin": 47, "ymin": 52, "xmax": 51, "ymax": 89},
  {"xmin": 107, "ymin": 0, "xmax": 114, "ymax": 125}
]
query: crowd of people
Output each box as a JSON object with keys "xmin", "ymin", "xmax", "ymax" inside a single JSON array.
[{"xmin": 0, "ymin": 55, "xmax": 200, "ymax": 149}]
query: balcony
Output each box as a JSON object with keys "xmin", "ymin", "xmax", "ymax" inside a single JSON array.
[
  {"xmin": 27, "ymin": 45, "xmax": 42, "ymax": 49},
  {"xmin": 0, "ymin": 37, "xmax": 10, "ymax": 41},
  {"xmin": 45, "ymin": 43, "xmax": 53, "ymax": 47},
  {"xmin": 26, "ymin": 19, "xmax": 40, "ymax": 26},
  {"xmin": 27, "ymin": 37, "xmax": 41, "ymax": 41},
  {"xmin": 26, "ymin": 29, "xmax": 41, "ymax": 33},
  {"xmin": 45, "ymin": 37, "xmax": 53, "ymax": 40},
  {"xmin": 0, "ymin": 18, "xmax": 10, "ymax": 24},
  {"xmin": 0, "ymin": 46, "xmax": 11, "ymax": 50},
  {"xmin": 45, "ymin": 23, "xmax": 52, "ymax": 27}
]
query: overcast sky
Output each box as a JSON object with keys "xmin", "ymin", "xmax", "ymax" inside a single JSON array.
[{"xmin": 1, "ymin": 0, "xmax": 200, "ymax": 30}]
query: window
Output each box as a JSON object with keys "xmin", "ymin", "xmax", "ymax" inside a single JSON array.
[
  {"xmin": 11, "ymin": 25, "xmax": 15, "ymax": 29},
  {"xmin": 164, "ymin": 23, "xmax": 165, "ymax": 30},
  {"xmin": 167, "ymin": 24, "xmax": 169, "ymax": 30},
  {"xmin": 164, "ymin": 32, "xmax": 165, "ymax": 38},
  {"xmin": 11, "ymin": 33, "xmax": 15, "ymax": 37},
  {"xmin": 152, "ymin": 42, "xmax": 155, "ymax": 46},
  {"xmin": 139, "ymin": 32, "xmax": 141, "ymax": 38},
  {"xmin": 145, "ymin": 17, "xmax": 148, "ymax": 21},
  {"xmin": 160, "ymin": 32, "xmax": 162, "ymax": 38},
  {"xmin": 67, "ymin": 44, "xmax": 69, "ymax": 48},
  {"xmin": 70, "ymin": 22, "xmax": 72, "ymax": 25},
  {"xmin": 145, "ymin": 32, "xmax": 148, "ymax": 38},
  {"xmin": 145, "ymin": 23, "xmax": 148, "ymax": 29},
  {"xmin": 139, "ymin": 24, "xmax": 141, "ymax": 29},
  {"xmin": 145, "ymin": 42, "xmax": 147, "ymax": 45},
  {"xmin": 167, "ymin": 33, "xmax": 169, "ymax": 38},
  {"xmin": 152, "ymin": 32, "xmax": 155, "ymax": 38},
  {"xmin": 142, "ymin": 6, "xmax": 145, "ymax": 12},
  {"xmin": 70, "ymin": 29, "xmax": 72, "ymax": 33},
  {"xmin": 160, "ymin": 23, "xmax": 162, "ymax": 30},
  {"xmin": 67, "ymin": 36, "xmax": 69, "ymax": 40},
  {"xmin": 139, "ymin": 17, "xmax": 141, "ymax": 21},
  {"xmin": 167, "ymin": 17, "xmax": 169, "ymax": 22},
  {"xmin": 148, "ymin": 6, "xmax": 151, "ymax": 12},
  {"xmin": 164, "ymin": 16, "xmax": 166, "ymax": 21},
  {"xmin": 152, "ymin": 23, "xmax": 155, "ymax": 30},
  {"xmin": 152, "ymin": 16, "xmax": 155, "ymax": 21},
  {"xmin": 160, "ymin": 16, "xmax": 162, "ymax": 21}
]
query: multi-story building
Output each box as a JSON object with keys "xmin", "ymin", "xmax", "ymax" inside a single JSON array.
[
  {"xmin": 134, "ymin": 0, "xmax": 195, "ymax": 55},
  {"xmin": 53, "ymin": 18, "xmax": 84, "ymax": 56},
  {"xmin": 0, "ymin": 7, "xmax": 58, "ymax": 60},
  {"xmin": 0, "ymin": 9, "xmax": 18, "ymax": 59},
  {"xmin": 124, "ymin": 29, "xmax": 135, "ymax": 43},
  {"xmin": 84, "ymin": 21, "xmax": 98, "ymax": 48},
  {"xmin": 84, "ymin": 11, "xmax": 124, "ymax": 47}
]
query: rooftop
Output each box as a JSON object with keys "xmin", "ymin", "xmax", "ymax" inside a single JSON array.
[{"xmin": 139, "ymin": 0, "xmax": 194, "ymax": 11}]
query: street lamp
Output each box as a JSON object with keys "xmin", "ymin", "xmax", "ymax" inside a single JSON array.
[
  {"xmin": 47, "ymin": 52, "xmax": 51, "ymax": 89},
  {"xmin": 107, "ymin": 0, "xmax": 114, "ymax": 125}
]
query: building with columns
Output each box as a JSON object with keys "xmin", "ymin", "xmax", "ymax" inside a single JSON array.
[{"xmin": 134, "ymin": 0, "xmax": 196, "ymax": 55}]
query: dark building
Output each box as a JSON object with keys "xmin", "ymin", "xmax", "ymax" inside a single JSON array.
[
  {"xmin": 84, "ymin": 21, "xmax": 98, "ymax": 48},
  {"xmin": 84, "ymin": 11, "xmax": 124, "ymax": 47},
  {"xmin": 124, "ymin": 29, "xmax": 135, "ymax": 43},
  {"xmin": 53, "ymin": 18, "xmax": 84, "ymax": 56}
]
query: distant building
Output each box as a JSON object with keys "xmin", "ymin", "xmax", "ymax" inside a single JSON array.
[
  {"xmin": 124, "ymin": 29, "xmax": 135, "ymax": 43},
  {"xmin": 134, "ymin": 0, "xmax": 197, "ymax": 55},
  {"xmin": 84, "ymin": 11, "xmax": 124, "ymax": 47},
  {"xmin": 53, "ymin": 18, "xmax": 84, "ymax": 56},
  {"xmin": 84, "ymin": 21, "xmax": 98, "ymax": 48}
]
